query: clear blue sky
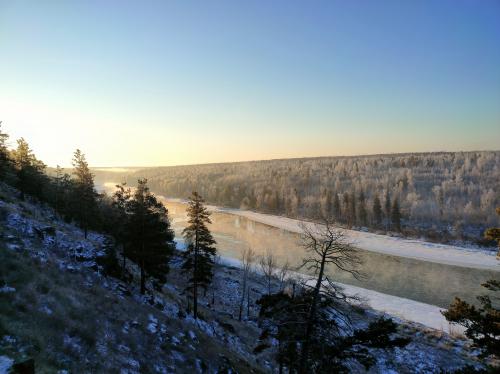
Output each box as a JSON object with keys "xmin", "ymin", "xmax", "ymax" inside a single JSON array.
[{"xmin": 1, "ymin": 0, "xmax": 499, "ymax": 166}]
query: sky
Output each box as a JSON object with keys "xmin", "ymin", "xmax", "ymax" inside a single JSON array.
[{"xmin": 1, "ymin": 1, "xmax": 499, "ymax": 167}]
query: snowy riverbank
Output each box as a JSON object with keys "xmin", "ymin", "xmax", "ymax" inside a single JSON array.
[
  {"xmin": 207, "ymin": 253, "xmax": 460, "ymax": 333},
  {"xmin": 165, "ymin": 197, "xmax": 499, "ymax": 271}
]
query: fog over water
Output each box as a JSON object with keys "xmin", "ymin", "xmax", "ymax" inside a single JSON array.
[{"xmin": 164, "ymin": 200, "xmax": 496, "ymax": 308}]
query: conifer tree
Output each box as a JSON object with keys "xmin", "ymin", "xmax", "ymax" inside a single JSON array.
[
  {"xmin": 484, "ymin": 207, "xmax": 500, "ymax": 259},
  {"xmin": 391, "ymin": 197, "xmax": 401, "ymax": 232},
  {"xmin": 373, "ymin": 195, "xmax": 383, "ymax": 227},
  {"xmin": 126, "ymin": 179, "xmax": 175, "ymax": 294},
  {"xmin": 182, "ymin": 191, "xmax": 217, "ymax": 319},
  {"xmin": 333, "ymin": 192, "xmax": 341, "ymax": 222},
  {"xmin": 324, "ymin": 189, "xmax": 332, "ymax": 218},
  {"xmin": 12, "ymin": 138, "xmax": 46, "ymax": 200},
  {"xmin": 384, "ymin": 190, "xmax": 391, "ymax": 230},
  {"xmin": 443, "ymin": 279, "xmax": 500, "ymax": 359},
  {"xmin": 342, "ymin": 192, "xmax": 349, "ymax": 224},
  {"xmin": 358, "ymin": 190, "xmax": 368, "ymax": 227},
  {"xmin": 72, "ymin": 149, "xmax": 98, "ymax": 238},
  {"xmin": 52, "ymin": 165, "xmax": 66, "ymax": 215},
  {"xmin": 112, "ymin": 183, "xmax": 132, "ymax": 273},
  {"xmin": 52, "ymin": 167, "xmax": 73, "ymax": 219},
  {"xmin": 443, "ymin": 207, "xmax": 500, "ymax": 360},
  {"xmin": 349, "ymin": 191, "xmax": 357, "ymax": 227},
  {"xmin": 0, "ymin": 122, "xmax": 11, "ymax": 179}
]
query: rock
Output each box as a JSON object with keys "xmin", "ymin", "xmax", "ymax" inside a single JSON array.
[
  {"xmin": 11, "ymin": 358, "xmax": 35, "ymax": 374},
  {"xmin": 219, "ymin": 321, "xmax": 236, "ymax": 334},
  {"xmin": 43, "ymin": 226, "xmax": 56, "ymax": 236}
]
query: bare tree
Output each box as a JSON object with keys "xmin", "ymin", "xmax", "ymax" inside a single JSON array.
[
  {"xmin": 297, "ymin": 218, "xmax": 363, "ymax": 374},
  {"xmin": 259, "ymin": 249, "xmax": 277, "ymax": 295},
  {"xmin": 239, "ymin": 247, "xmax": 255, "ymax": 321},
  {"xmin": 277, "ymin": 260, "xmax": 290, "ymax": 291}
]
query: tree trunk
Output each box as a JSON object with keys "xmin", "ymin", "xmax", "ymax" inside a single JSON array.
[
  {"xmin": 239, "ymin": 273, "xmax": 247, "ymax": 321},
  {"xmin": 299, "ymin": 252, "xmax": 327, "ymax": 374},
  {"xmin": 193, "ymin": 227, "xmax": 199, "ymax": 319}
]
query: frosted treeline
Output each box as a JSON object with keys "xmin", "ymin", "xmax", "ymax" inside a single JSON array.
[{"xmin": 115, "ymin": 152, "xmax": 499, "ymax": 242}]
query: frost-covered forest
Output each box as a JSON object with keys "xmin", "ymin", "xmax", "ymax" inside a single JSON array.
[{"xmin": 114, "ymin": 152, "xmax": 499, "ymax": 243}]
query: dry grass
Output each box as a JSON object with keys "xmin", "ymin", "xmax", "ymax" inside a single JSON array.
[{"xmin": 0, "ymin": 245, "xmax": 264, "ymax": 373}]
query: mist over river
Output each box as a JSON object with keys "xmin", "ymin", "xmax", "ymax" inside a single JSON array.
[{"xmin": 164, "ymin": 200, "xmax": 497, "ymax": 308}]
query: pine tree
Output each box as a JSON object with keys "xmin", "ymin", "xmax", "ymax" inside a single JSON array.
[
  {"xmin": 372, "ymin": 195, "xmax": 383, "ymax": 227},
  {"xmin": 112, "ymin": 183, "xmax": 132, "ymax": 273},
  {"xmin": 384, "ymin": 190, "xmax": 391, "ymax": 230},
  {"xmin": 349, "ymin": 191, "xmax": 357, "ymax": 227},
  {"xmin": 333, "ymin": 192, "xmax": 341, "ymax": 222},
  {"xmin": 0, "ymin": 121, "xmax": 11, "ymax": 179},
  {"xmin": 342, "ymin": 192, "xmax": 349, "ymax": 224},
  {"xmin": 391, "ymin": 197, "xmax": 401, "ymax": 232},
  {"xmin": 126, "ymin": 179, "xmax": 175, "ymax": 294},
  {"xmin": 443, "ymin": 279, "xmax": 500, "ymax": 359},
  {"xmin": 358, "ymin": 190, "xmax": 367, "ymax": 227},
  {"xmin": 12, "ymin": 138, "xmax": 46, "ymax": 200},
  {"xmin": 52, "ymin": 165, "xmax": 65, "ymax": 214},
  {"xmin": 53, "ymin": 168, "xmax": 73, "ymax": 220},
  {"xmin": 484, "ymin": 207, "xmax": 500, "ymax": 259},
  {"xmin": 443, "ymin": 207, "xmax": 500, "ymax": 359},
  {"xmin": 72, "ymin": 149, "xmax": 98, "ymax": 238},
  {"xmin": 324, "ymin": 189, "xmax": 332, "ymax": 218},
  {"xmin": 182, "ymin": 191, "xmax": 217, "ymax": 319}
]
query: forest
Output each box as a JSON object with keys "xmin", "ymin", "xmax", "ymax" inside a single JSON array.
[{"xmin": 100, "ymin": 152, "xmax": 500, "ymax": 244}]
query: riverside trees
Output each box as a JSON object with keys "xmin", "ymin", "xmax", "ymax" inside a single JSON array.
[{"xmin": 131, "ymin": 151, "xmax": 500, "ymax": 242}]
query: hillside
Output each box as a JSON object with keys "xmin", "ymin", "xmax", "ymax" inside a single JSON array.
[
  {"xmin": 0, "ymin": 183, "xmax": 491, "ymax": 373},
  {"xmin": 93, "ymin": 151, "xmax": 500, "ymax": 245},
  {"xmin": 0, "ymin": 184, "xmax": 265, "ymax": 373}
]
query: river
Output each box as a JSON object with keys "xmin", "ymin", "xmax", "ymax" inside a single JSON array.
[{"xmin": 164, "ymin": 200, "xmax": 498, "ymax": 309}]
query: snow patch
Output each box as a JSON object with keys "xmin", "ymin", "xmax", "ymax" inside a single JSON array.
[
  {"xmin": 0, "ymin": 285, "xmax": 16, "ymax": 293},
  {"xmin": 0, "ymin": 356, "xmax": 14, "ymax": 373}
]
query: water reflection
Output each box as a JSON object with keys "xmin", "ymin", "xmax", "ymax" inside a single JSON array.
[{"xmin": 165, "ymin": 200, "xmax": 497, "ymax": 308}]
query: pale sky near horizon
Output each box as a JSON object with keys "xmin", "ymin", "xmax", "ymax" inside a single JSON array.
[{"xmin": 1, "ymin": 1, "xmax": 499, "ymax": 167}]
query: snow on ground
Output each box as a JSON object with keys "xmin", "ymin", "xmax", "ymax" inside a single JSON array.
[
  {"xmin": 165, "ymin": 198, "xmax": 499, "ymax": 271},
  {"xmin": 0, "ymin": 356, "xmax": 14, "ymax": 373},
  {"xmin": 220, "ymin": 209, "xmax": 499, "ymax": 270},
  {"xmin": 340, "ymin": 283, "xmax": 462, "ymax": 333},
  {"xmin": 216, "ymin": 254, "xmax": 459, "ymax": 332}
]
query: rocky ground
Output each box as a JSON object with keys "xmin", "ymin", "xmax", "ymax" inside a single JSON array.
[{"xmin": 0, "ymin": 183, "xmax": 490, "ymax": 373}]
